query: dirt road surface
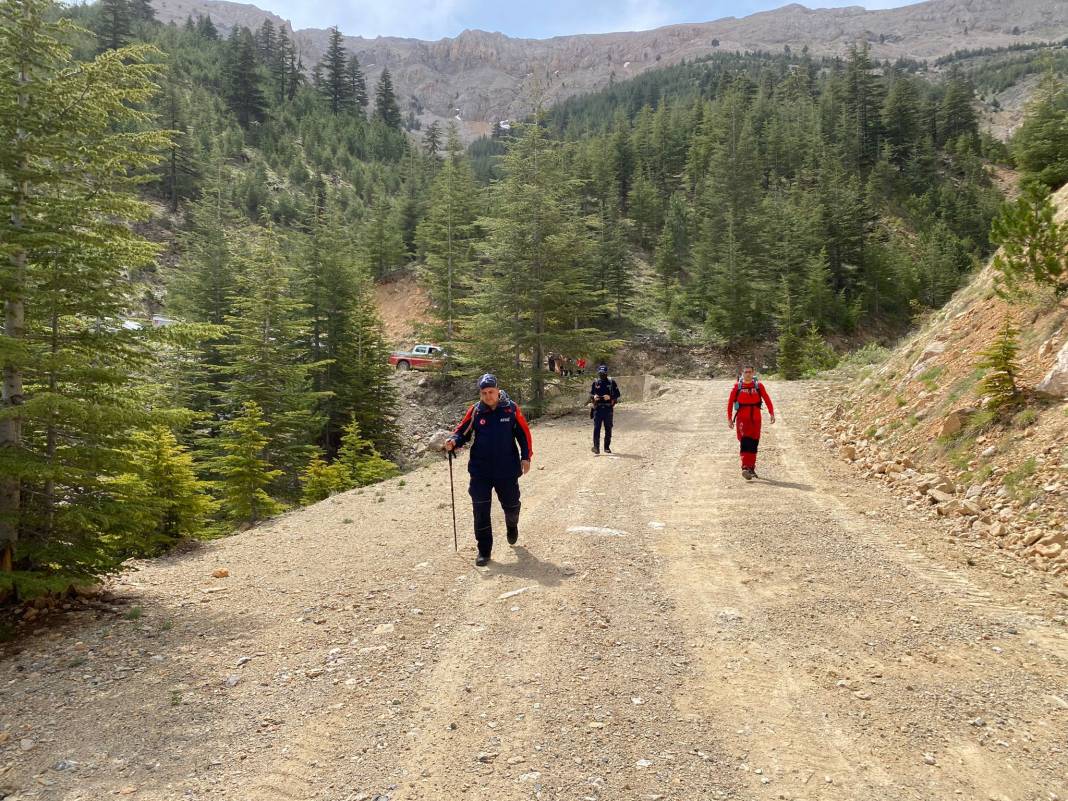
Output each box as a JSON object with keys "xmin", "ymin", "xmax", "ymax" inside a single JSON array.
[{"xmin": 2, "ymin": 381, "xmax": 1067, "ymax": 801}]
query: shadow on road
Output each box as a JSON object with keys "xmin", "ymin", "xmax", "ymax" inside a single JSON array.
[
  {"xmin": 480, "ymin": 545, "xmax": 569, "ymax": 588},
  {"xmin": 756, "ymin": 477, "xmax": 814, "ymax": 492},
  {"xmin": 602, "ymin": 452, "xmax": 643, "ymax": 460}
]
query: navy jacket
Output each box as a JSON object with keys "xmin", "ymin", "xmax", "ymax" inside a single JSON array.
[
  {"xmin": 449, "ymin": 392, "xmax": 533, "ymax": 480},
  {"xmin": 590, "ymin": 377, "xmax": 621, "ymax": 408}
]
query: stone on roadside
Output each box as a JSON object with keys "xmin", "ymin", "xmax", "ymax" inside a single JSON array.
[
  {"xmin": 427, "ymin": 430, "xmax": 453, "ymax": 452},
  {"xmin": 939, "ymin": 410, "xmax": 970, "ymax": 438}
]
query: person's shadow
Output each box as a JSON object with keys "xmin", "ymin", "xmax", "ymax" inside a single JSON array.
[
  {"xmin": 755, "ymin": 477, "xmax": 814, "ymax": 492},
  {"xmin": 479, "ymin": 545, "xmax": 568, "ymax": 588}
]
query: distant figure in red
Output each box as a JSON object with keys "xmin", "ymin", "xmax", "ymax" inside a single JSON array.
[{"xmin": 727, "ymin": 365, "xmax": 775, "ymax": 481}]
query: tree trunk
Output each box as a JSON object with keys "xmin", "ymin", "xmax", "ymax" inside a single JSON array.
[{"xmin": 1, "ymin": 43, "xmax": 30, "ymax": 572}]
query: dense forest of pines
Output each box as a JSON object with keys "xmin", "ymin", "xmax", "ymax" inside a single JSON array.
[{"xmin": 2, "ymin": 0, "xmax": 1065, "ymax": 596}]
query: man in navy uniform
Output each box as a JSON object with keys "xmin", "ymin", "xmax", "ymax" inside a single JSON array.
[
  {"xmin": 589, "ymin": 364, "xmax": 621, "ymax": 455},
  {"xmin": 445, "ymin": 374, "xmax": 533, "ymax": 566}
]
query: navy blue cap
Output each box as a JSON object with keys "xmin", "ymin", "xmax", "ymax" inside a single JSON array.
[
  {"xmin": 478, "ymin": 373, "xmax": 498, "ymax": 389},
  {"xmin": 597, "ymin": 364, "xmax": 608, "ymax": 373}
]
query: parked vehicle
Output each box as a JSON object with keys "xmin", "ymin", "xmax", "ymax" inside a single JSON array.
[{"xmin": 389, "ymin": 344, "xmax": 446, "ymax": 371}]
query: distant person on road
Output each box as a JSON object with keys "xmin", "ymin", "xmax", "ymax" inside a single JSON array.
[
  {"xmin": 547, "ymin": 353, "xmax": 557, "ymax": 374},
  {"xmin": 589, "ymin": 364, "xmax": 621, "ymax": 455},
  {"xmin": 445, "ymin": 374, "xmax": 533, "ymax": 567},
  {"xmin": 727, "ymin": 365, "xmax": 775, "ymax": 481}
]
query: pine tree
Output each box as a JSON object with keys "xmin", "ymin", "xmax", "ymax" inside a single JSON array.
[
  {"xmin": 346, "ymin": 54, "xmax": 368, "ymax": 112},
  {"xmin": 653, "ymin": 192, "xmax": 691, "ymax": 287},
  {"xmin": 299, "ymin": 452, "xmax": 350, "ymax": 504},
  {"xmin": 1013, "ymin": 69, "xmax": 1068, "ymax": 191},
  {"xmin": 298, "ymin": 193, "xmax": 395, "ymax": 454},
  {"xmin": 156, "ymin": 75, "xmax": 198, "ymax": 213},
  {"xmin": 938, "ymin": 71, "xmax": 979, "ymax": 148},
  {"xmin": 256, "ymin": 19, "xmax": 276, "ymax": 63},
  {"xmin": 422, "ymin": 121, "xmax": 442, "ymax": 157},
  {"xmin": 338, "ymin": 279, "xmax": 400, "ymax": 456},
  {"xmin": 196, "ymin": 14, "xmax": 218, "ymax": 40},
  {"xmin": 596, "ymin": 199, "xmax": 633, "ymax": 321},
  {"xmin": 800, "ymin": 249, "xmax": 841, "ymax": 331},
  {"xmin": 465, "ymin": 118, "xmax": 615, "ymax": 412},
  {"xmin": 211, "ymin": 402, "xmax": 284, "ymax": 525},
  {"xmin": 125, "ymin": 427, "xmax": 218, "ymax": 551},
  {"xmin": 991, "ymin": 184, "xmax": 1067, "ymax": 296},
  {"xmin": 218, "ymin": 221, "xmax": 324, "ymax": 488},
  {"xmin": 915, "ymin": 222, "xmax": 969, "ymax": 308},
  {"xmin": 799, "ymin": 325, "xmax": 838, "ymax": 376},
  {"xmin": 318, "ymin": 26, "xmax": 352, "ymax": 114},
  {"xmin": 95, "ymin": 0, "xmax": 131, "ymax": 52},
  {"xmin": 882, "ymin": 74, "xmax": 922, "ymax": 167},
  {"xmin": 273, "ymin": 25, "xmax": 292, "ymax": 103},
  {"xmin": 977, "ymin": 317, "xmax": 1021, "ymax": 412},
  {"xmin": 416, "ymin": 123, "xmax": 480, "ymax": 338},
  {"xmin": 336, "ymin": 419, "xmax": 398, "ymax": 486},
  {"xmin": 129, "ymin": 0, "xmax": 155, "ymax": 23},
  {"xmin": 627, "ymin": 172, "xmax": 661, "ymax": 249},
  {"xmin": 374, "ymin": 68, "xmax": 402, "ymax": 129},
  {"xmin": 170, "ymin": 158, "xmax": 240, "ymax": 413},
  {"xmin": 818, "ymin": 157, "xmax": 871, "ymax": 290},
  {"xmin": 224, "ymin": 27, "xmax": 265, "ymax": 127},
  {"xmin": 843, "ymin": 43, "xmax": 884, "ymax": 169},
  {"xmin": 775, "ymin": 279, "xmax": 804, "ymax": 380},
  {"xmin": 0, "ymin": 0, "xmax": 171, "ymax": 580},
  {"xmin": 361, "ymin": 197, "xmax": 406, "ymax": 278},
  {"xmin": 689, "ymin": 208, "xmax": 761, "ymax": 342}
]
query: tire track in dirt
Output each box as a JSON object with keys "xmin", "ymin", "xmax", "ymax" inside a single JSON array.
[{"xmin": 651, "ymin": 381, "xmax": 1068, "ymax": 801}]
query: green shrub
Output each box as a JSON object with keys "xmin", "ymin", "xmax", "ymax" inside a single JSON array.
[
  {"xmin": 1012, "ymin": 408, "xmax": 1039, "ymax": 428},
  {"xmin": 977, "ymin": 317, "xmax": 1021, "ymax": 412}
]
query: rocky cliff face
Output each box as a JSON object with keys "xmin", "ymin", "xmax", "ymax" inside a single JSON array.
[{"xmin": 151, "ymin": 0, "xmax": 1068, "ymax": 134}]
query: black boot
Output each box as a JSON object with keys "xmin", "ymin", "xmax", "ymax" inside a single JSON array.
[
  {"xmin": 592, "ymin": 445, "xmax": 600, "ymax": 455},
  {"xmin": 604, "ymin": 445, "xmax": 612, "ymax": 454},
  {"xmin": 507, "ymin": 521, "xmax": 519, "ymax": 545},
  {"xmin": 475, "ymin": 553, "xmax": 490, "ymax": 567}
]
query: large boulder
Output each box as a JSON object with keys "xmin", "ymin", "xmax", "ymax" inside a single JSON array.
[
  {"xmin": 939, "ymin": 409, "xmax": 972, "ymax": 438},
  {"xmin": 427, "ymin": 429, "xmax": 453, "ymax": 452},
  {"xmin": 1037, "ymin": 341, "xmax": 1068, "ymax": 399},
  {"xmin": 928, "ymin": 488, "xmax": 955, "ymax": 505},
  {"xmin": 909, "ymin": 340, "xmax": 946, "ymax": 379}
]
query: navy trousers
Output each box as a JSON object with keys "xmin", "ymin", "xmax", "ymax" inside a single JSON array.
[
  {"xmin": 593, "ymin": 405, "xmax": 614, "ymax": 450},
  {"xmin": 469, "ymin": 475, "xmax": 521, "ymax": 557}
]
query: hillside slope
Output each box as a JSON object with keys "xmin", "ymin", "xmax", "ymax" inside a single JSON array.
[
  {"xmin": 150, "ymin": 0, "xmax": 1068, "ymax": 132},
  {"xmin": 827, "ymin": 183, "xmax": 1068, "ymax": 580}
]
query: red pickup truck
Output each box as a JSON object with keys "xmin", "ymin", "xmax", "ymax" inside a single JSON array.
[{"xmin": 389, "ymin": 344, "xmax": 446, "ymax": 371}]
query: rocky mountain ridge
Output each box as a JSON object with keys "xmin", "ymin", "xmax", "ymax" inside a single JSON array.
[{"xmin": 150, "ymin": 0, "xmax": 1068, "ymax": 135}]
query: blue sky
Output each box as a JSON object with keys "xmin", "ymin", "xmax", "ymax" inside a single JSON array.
[{"xmin": 267, "ymin": 0, "xmax": 920, "ymax": 40}]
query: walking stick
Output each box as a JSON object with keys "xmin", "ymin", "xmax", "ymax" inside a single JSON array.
[{"xmin": 448, "ymin": 450, "xmax": 458, "ymax": 552}]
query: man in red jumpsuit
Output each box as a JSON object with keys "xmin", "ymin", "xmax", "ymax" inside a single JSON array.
[{"xmin": 727, "ymin": 366, "xmax": 775, "ymax": 481}]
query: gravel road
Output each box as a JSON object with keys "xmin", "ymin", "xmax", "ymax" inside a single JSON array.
[{"xmin": 2, "ymin": 380, "xmax": 1066, "ymax": 801}]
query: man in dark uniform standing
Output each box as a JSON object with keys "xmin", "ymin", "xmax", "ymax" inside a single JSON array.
[
  {"xmin": 445, "ymin": 374, "xmax": 533, "ymax": 566},
  {"xmin": 589, "ymin": 364, "xmax": 621, "ymax": 455}
]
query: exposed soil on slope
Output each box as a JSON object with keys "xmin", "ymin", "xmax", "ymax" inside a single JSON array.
[{"xmin": 828, "ymin": 183, "xmax": 1068, "ymax": 583}]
